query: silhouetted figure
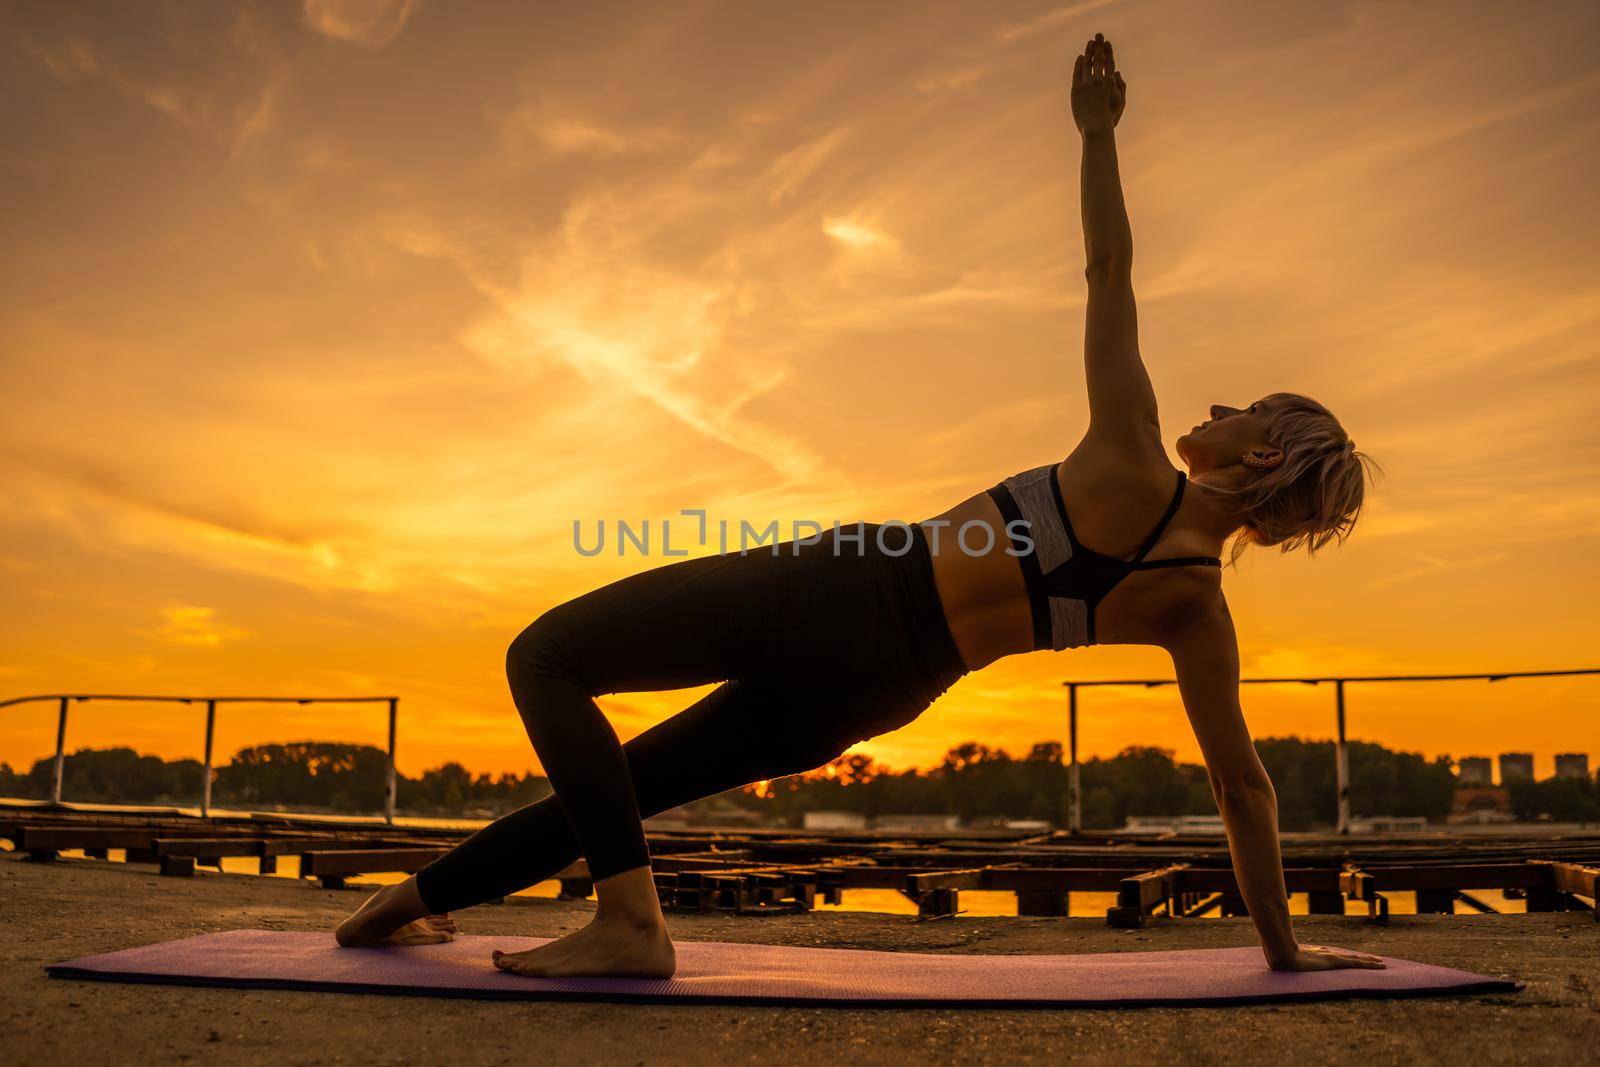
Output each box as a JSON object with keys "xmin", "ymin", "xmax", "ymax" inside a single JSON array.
[{"xmin": 336, "ymin": 34, "xmax": 1382, "ymax": 980}]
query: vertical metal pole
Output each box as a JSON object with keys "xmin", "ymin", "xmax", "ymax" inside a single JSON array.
[
  {"xmin": 385, "ymin": 697, "xmax": 398, "ymax": 825},
  {"xmin": 1067, "ymin": 684, "xmax": 1082, "ymax": 834},
  {"xmin": 201, "ymin": 699, "xmax": 216, "ymax": 818},
  {"xmin": 50, "ymin": 696, "xmax": 69, "ymax": 805},
  {"xmin": 1335, "ymin": 680, "xmax": 1350, "ymax": 835}
]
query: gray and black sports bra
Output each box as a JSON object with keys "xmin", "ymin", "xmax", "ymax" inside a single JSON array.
[{"xmin": 986, "ymin": 464, "xmax": 1221, "ymax": 650}]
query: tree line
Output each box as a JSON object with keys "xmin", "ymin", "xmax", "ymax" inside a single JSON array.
[
  {"xmin": 2, "ymin": 733, "xmax": 1537, "ymax": 829},
  {"xmin": 0, "ymin": 742, "xmax": 552, "ymax": 816},
  {"xmin": 719, "ymin": 737, "xmax": 1462, "ymax": 831},
  {"xmin": 1508, "ymin": 776, "xmax": 1600, "ymax": 822}
]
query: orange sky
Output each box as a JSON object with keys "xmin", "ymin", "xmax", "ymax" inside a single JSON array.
[{"xmin": 2, "ymin": 1, "xmax": 1597, "ymax": 786}]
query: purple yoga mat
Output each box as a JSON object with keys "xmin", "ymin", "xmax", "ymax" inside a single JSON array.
[{"xmin": 46, "ymin": 930, "xmax": 1517, "ymax": 1008}]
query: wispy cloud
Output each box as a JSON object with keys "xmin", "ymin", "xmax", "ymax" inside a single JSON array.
[
  {"xmin": 390, "ymin": 206, "xmax": 826, "ymax": 483},
  {"xmin": 498, "ymin": 92, "xmax": 685, "ymax": 160},
  {"xmin": 1368, "ymin": 551, "xmax": 1511, "ymax": 592},
  {"xmin": 22, "ymin": 30, "xmax": 286, "ymax": 156},
  {"xmin": 301, "ymin": 0, "xmax": 421, "ymax": 49},
  {"xmin": 140, "ymin": 606, "xmax": 251, "ymax": 648},
  {"xmin": 994, "ymin": 0, "xmax": 1125, "ymax": 46}
]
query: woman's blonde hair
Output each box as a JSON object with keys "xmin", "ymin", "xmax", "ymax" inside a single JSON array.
[{"xmin": 1209, "ymin": 391, "xmax": 1383, "ymax": 568}]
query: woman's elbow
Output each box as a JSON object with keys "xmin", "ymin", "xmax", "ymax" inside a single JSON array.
[
  {"xmin": 1084, "ymin": 255, "xmax": 1132, "ymax": 284},
  {"xmin": 1212, "ymin": 768, "xmax": 1276, "ymax": 808}
]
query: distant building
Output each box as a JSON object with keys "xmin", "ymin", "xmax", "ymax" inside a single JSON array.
[
  {"xmin": 649, "ymin": 804, "xmax": 769, "ymax": 830},
  {"xmin": 1554, "ymin": 753, "xmax": 1590, "ymax": 780},
  {"xmin": 1457, "ymin": 756, "xmax": 1493, "ymax": 786},
  {"xmin": 802, "ymin": 810, "xmax": 868, "ymax": 831},
  {"xmin": 643, "ymin": 807, "xmax": 693, "ymax": 830},
  {"xmin": 1450, "ymin": 785, "xmax": 1512, "ymax": 823},
  {"xmin": 1347, "ymin": 815, "xmax": 1430, "ymax": 834},
  {"xmin": 1499, "ymin": 752, "xmax": 1535, "ymax": 785},
  {"xmin": 873, "ymin": 813, "xmax": 961, "ymax": 832},
  {"xmin": 690, "ymin": 807, "xmax": 766, "ymax": 828},
  {"xmin": 962, "ymin": 816, "xmax": 1053, "ymax": 833},
  {"xmin": 1121, "ymin": 815, "xmax": 1225, "ymax": 835},
  {"xmin": 1448, "ymin": 806, "xmax": 1516, "ymax": 826}
]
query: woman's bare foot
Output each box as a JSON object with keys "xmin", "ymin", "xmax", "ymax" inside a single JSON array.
[
  {"xmin": 335, "ymin": 877, "xmax": 457, "ymax": 947},
  {"xmin": 345, "ymin": 913, "xmax": 458, "ymax": 947},
  {"xmin": 492, "ymin": 913, "xmax": 674, "ymax": 978},
  {"xmin": 492, "ymin": 865, "xmax": 675, "ymax": 979}
]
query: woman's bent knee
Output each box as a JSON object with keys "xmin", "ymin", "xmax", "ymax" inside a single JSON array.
[{"xmin": 506, "ymin": 609, "xmax": 584, "ymax": 689}]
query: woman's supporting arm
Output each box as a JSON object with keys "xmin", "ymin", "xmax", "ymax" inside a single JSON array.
[
  {"xmin": 1166, "ymin": 595, "xmax": 1296, "ymax": 962},
  {"xmin": 1213, "ymin": 769, "xmax": 1296, "ymax": 962},
  {"xmin": 1165, "ymin": 591, "xmax": 1386, "ymax": 972}
]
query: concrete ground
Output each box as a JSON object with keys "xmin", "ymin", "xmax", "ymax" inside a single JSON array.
[{"xmin": 2, "ymin": 852, "xmax": 1595, "ymax": 1066}]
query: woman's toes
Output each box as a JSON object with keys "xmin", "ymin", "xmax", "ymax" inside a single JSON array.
[{"xmin": 493, "ymin": 955, "xmax": 524, "ymax": 974}]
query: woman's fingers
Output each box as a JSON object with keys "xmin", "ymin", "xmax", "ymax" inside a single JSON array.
[
  {"xmin": 1078, "ymin": 33, "xmax": 1118, "ymax": 83},
  {"xmin": 1330, "ymin": 946, "xmax": 1384, "ymax": 963},
  {"xmin": 1311, "ymin": 945, "xmax": 1387, "ymax": 968}
]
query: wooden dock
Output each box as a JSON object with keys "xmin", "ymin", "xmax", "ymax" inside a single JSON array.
[{"xmin": 3, "ymin": 803, "xmax": 1596, "ymax": 925}]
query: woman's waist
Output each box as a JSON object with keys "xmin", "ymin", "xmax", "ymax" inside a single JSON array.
[
  {"xmin": 740, "ymin": 519, "xmax": 969, "ymax": 689},
  {"xmin": 924, "ymin": 551, "xmax": 1034, "ymax": 670},
  {"xmin": 916, "ymin": 497, "xmax": 1038, "ymax": 669}
]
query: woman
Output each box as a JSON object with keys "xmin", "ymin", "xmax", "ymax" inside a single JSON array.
[{"xmin": 336, "ymin": 34, "xmax": 1384, "ymax": 978}]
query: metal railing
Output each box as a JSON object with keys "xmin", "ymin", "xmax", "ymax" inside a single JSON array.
[
  {"xmin": 9, "ymin": 668, "xmax": 1596, "ymax": 835},
  {"xmin": 0, "ymin": 693, "xmax": 402, "ymax": 823},
  {"xmin": 1061, "ymin": 668, "xmax": 1600, "ymax": 834}
]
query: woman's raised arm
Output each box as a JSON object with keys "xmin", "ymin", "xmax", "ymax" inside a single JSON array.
[{"xmin": 1072, "ymin": 35, "xmax": 1160, "ymax": 454}]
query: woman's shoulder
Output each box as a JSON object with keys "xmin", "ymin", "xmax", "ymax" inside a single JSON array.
[
  {"xmin": 1054, "ymin": 446, "xmax": 1188, "ymax": 543},
  {"xmin": 1059, "ymin": 435, "xmax": 1181, "ymax": 493}
]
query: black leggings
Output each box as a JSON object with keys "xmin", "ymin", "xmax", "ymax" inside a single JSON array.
[{"xmin": 413, "ymin": 522, "xmax": 968, "ymax": 915}]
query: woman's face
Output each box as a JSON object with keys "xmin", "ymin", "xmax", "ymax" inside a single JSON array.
[{"xmin": 1176, "ymin": 396, "xmax": 1278, "ymax": 471}]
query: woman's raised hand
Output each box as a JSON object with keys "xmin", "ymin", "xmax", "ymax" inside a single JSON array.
[{"xmin": 1071, "ymin": 32, "xmax": 1126, "ymax": 135}]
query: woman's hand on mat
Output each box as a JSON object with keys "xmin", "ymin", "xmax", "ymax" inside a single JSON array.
[
  {"xmin": 1268, "ymin": 944, "xmax": 1387, "ymax": 972},
  {"xmin": 1071, "ymin": 33, "xmax": 1125, "ymax": 134}
]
